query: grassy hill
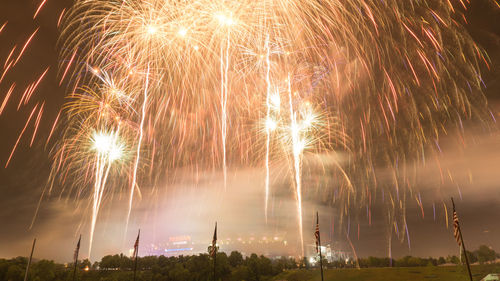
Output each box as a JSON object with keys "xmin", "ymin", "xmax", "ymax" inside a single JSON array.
[{"xmin": 272, "ymin": 264, "xmax": 500, "ymax": 281}]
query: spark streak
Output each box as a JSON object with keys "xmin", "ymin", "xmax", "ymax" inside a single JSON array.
[
  {"xmin": 88, "ymin": 129, "xmax": 124, "ymax": 257},
  {"xmin": 264, "ymin": 35, "xmax": 271, "ymax": 223},
  {"xmin": 288, "ymin": 74, "xmax": 304, "ymax": 257},
  {"xmin": 125, "ymin": 65, "xmax": 150, "ymax": 235}
]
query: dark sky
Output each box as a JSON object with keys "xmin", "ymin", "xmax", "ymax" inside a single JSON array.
[{"xmin": 0, "ymin": 0, "xmax": 499, "ymax": 262}]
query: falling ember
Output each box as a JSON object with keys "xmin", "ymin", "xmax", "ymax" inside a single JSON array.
[
  {"xmin": 0, "ymin": 21, "xmax": 7, "ymax": 34},
  {"xmin": 0, "ymin": 83, "xmax": 15, "ymax": 115},
  {"xmin": 33, "ymin": 0, "xmax": 48, "ymax": 19},
  {"xmin": 5, "ymin": 104, "xmax": 39, "ymax": 168},
  {"xmin": 14, "ymin": 28, "xmax": 39, "ymax": 66}
]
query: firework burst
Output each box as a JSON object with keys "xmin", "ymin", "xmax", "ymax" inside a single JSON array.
[{"xmin": 8, "ymin": 0, "xmax": 490, "ymax": 257}]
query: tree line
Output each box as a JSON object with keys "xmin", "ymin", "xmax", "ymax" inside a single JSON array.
[
  {"xmin": 352, "ymin": 245, "xmax": 498, "ymax": 268},
  {"xmin": 0, "ymin": 245, "xmax": 497, "ymax": 281},
  {"xmin": 0, "ymin": 251, "xmax": 295, "ymax": 281}
]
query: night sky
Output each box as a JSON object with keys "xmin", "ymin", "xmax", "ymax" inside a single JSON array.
[{"xmin": 0, "ymin": 0, "xmax": 500, "ymax": 262}]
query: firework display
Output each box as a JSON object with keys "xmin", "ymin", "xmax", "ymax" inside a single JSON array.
[{"xmin": 1, "ymin": 0, "xmax": 496, "ymax": 258}]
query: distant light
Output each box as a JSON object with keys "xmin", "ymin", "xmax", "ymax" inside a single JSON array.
[
  {"xmin": 84, "ymin": 266, "xmax": 90, "ymax": 271},
  {"xmin": 165, "ymin": 248, "xmax": 193, "ymax": 253}
]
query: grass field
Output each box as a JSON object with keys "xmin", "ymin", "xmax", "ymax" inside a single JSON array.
[{"xmin": 272, "ymin": 264, "xmax": 500, "ymax": 281}]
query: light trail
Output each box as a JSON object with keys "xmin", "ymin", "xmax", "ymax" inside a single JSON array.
[
  {"xmin": 264, "ymin": 35, "xmax": 271, "ymax": 223},
  {"xmin": 288, "ymin": 74, "xmax": 304, "ymax": 258},
  {"xmin": 88, "ymin": 129, "xmax": 124, "ymax": 257},
  {"xmin": 125, "ymin": 65, "xmax": 150, "ymax": 236}
]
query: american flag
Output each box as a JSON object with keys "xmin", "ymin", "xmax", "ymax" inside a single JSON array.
[
  {"xmin": 315, "ymin": 212, "xmax": 320, "ymax": 253},
  {"xmin": 453, "ymin": 208, "xmax": 462, "ymax": 247},
  {"xmin": 210, "ymin": 222, "xmax": 217, "ymax": 258},
  {"xmin": 73, "ymin": 235, "xmax": 81, "ymax": 262},
  {"xmin": 133, "ymin": 230, "xmax": 140, "ymax": 258}
]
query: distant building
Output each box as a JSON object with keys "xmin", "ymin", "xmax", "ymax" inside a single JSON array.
[
  {"xmin": 146, "ymin": 235, "xmax": 197, "ymax": 256},
  {"xmin": 143, "ymin": 232, "xmax": 350, "ymax": 260}
]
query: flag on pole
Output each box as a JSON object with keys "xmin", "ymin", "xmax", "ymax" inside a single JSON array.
[
  {"xmin": 210, "ymin": 222, "xmax": 217, "ymax": 257},
  {"xmin": 453, "ymin": 207, "xmax": 462, "ymax": 247},
  {"xmin": 74, "ymin": 235, "xmax": 81, "ymax": 263},
  {"xmin": 451, "ymin": 198, "xmax": 473, "ymax": 281},
  {"xmin": 72, "ymin": 235, "xmax": 81, "ymax": 281},
  {"xmin": 315, "ymin": 213, "xmax": 320, "ymax": 253},
  {"xmin": 133, "ymin": 230, "xmax": 140, "ymax": 258}
]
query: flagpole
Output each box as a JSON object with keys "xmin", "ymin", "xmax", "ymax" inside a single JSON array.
[
  {"xmin": 72, "ymin": 235, "xmax": 81, "ymax": 281},
  {"xmin": 72, "ymin": 256, "xmax": 78, "ymax": 281},
  {"xmin": 317, "ymin": 212, "xmax": 324, "ymax": 281},
  {"xmin": 133, "ymin": 229, "xmax": 140, "ymax": 281},
  {"xmin": 451, "ymin": 198, "xmax": 473, "ymax": 281},
  {"xmin": 212, "ymin": 222, "xmax": 217, "ymax": 281},
  {"xmin": 213, "ymin": 249, "xmax": 217, "ymax": 281},
  {"xmin": 23, "ymin": 238, "xmax": 36, "ymax": 281}
]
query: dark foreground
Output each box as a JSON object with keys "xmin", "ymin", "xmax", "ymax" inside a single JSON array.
[
  {"xmin": 273, "ymin": 264, "xmax": 500, "ymax": 281},
  {"xmin": 1, "ymin": 251, "xmax": 499, "ymax": 280}
]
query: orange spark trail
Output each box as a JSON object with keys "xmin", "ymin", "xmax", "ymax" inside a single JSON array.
[
  {"xmin": 60, "ymin": 50, "xmax": 76, "ymax": 86},
  {"xmin": 14, "ymin": 28, "xmax": 39, "ymax": 65},
  {"xmin": 57, "ymin": 9, "xmax": 66, "ymax": 28},
  {"xmin": 0, "ymin": 83, "xmax": 15, "ymax": 115},
  {"xmin": 18, "ymin": 84, "xmax": 34, "ymax": 110},
  {"xmin": 4, "ymin": 46, "xmax": 17, "ymax": 68},
  {"xmin": 125, "ymin": 65, "xmax": 150, "ymax": 235},
  {"xmin": 46, "ymin": 110, "xmax": 61, "ymax": 146},
  {"xmin": 24, "ymin": 67, "xmax": 50, "ymax": 105},
  {"xmin": 0, "ymin": 21, "xmax": 7, "ymax": 34},
  {"xmin": 6, "ymin": 104, "xmax": 39, "ymax": 167},
  {"xmin": 0, "ymin": 61, "xmax": 13, "ymax": 84},
  {"xmin": 30, "ymin": 103, "xmax": 45, "ymax": 146},
  {"xmin": 33, "ymin": 0, "xmax": 48, "ymax": 19}
]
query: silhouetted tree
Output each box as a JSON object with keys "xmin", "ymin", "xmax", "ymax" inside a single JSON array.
[
  {"xmin": 475, "ymin": 245, "xmax": 496, "ymax": 264},
  {"xmin": 228, "ymin": 251, "xmax": 243, "ymax": 267}
]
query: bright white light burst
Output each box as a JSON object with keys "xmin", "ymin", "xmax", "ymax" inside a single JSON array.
[{"xmin": 91, "ymin": 131, "xmax": 124, "ymax": 162}]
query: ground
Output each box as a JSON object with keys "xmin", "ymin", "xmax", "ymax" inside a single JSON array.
[{"xmin": 272, "ymin": 264, "xmax": 500, "ymax": 281}]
